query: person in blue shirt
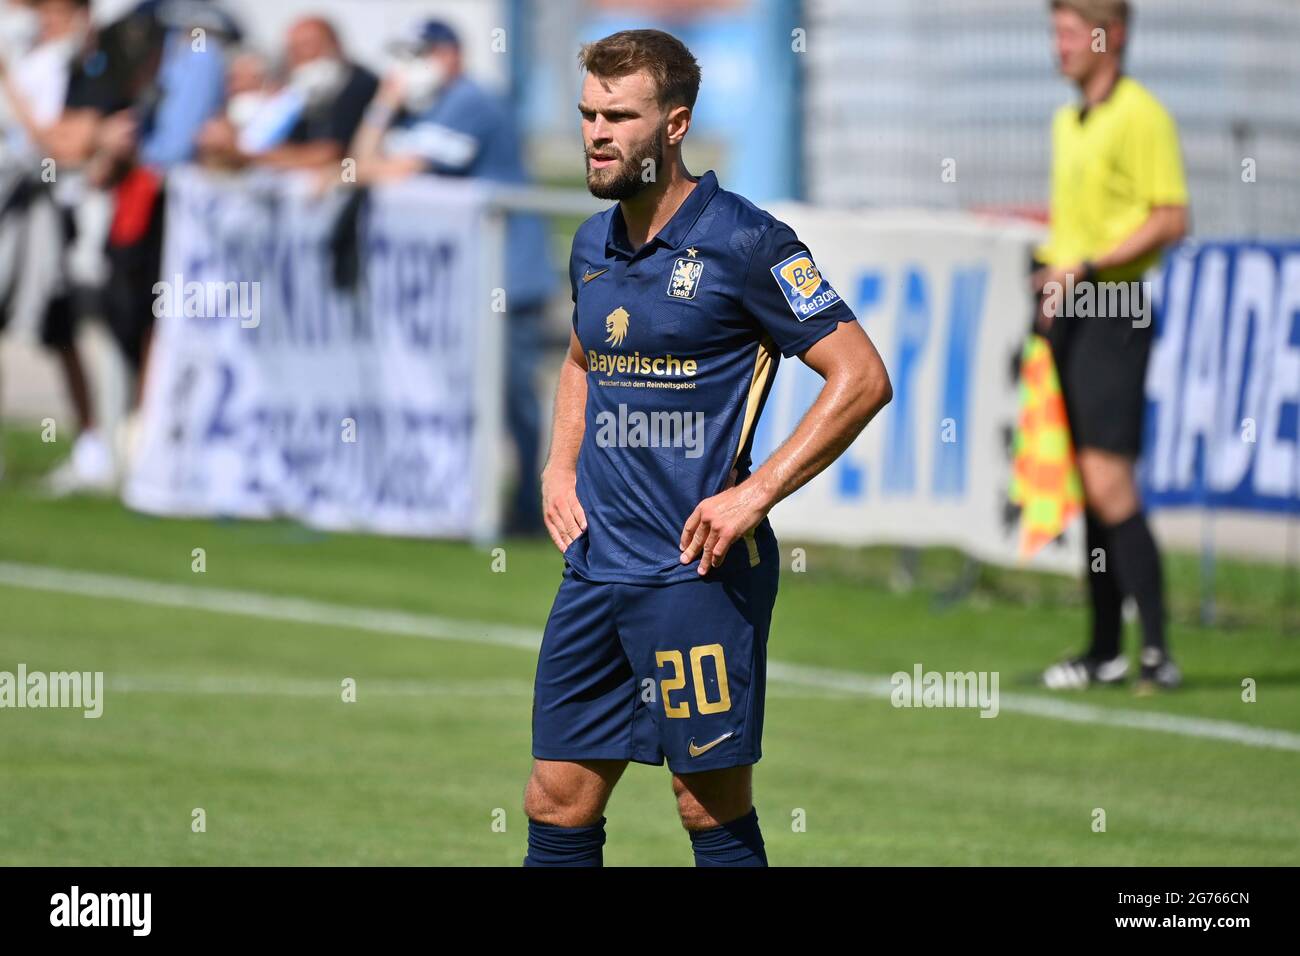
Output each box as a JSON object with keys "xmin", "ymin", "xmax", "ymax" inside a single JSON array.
[
  {"xmin": 351, "ymin": 19, "xmax": 553, "ymax": 533},
  {"xmin": 137, "ymin": 10, "xmax": 228, "ymax": 168},
  {"xmin": 523, "ymin": 30, "xmax": 892, "ymax": 867}
]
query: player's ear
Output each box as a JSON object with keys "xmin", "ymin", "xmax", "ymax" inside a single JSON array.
[{"xmin": 664, "ymin": 104, "xmax": 691, "ymax": 147}]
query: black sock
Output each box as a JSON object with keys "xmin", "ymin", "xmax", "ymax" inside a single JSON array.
[
  {"xmin": 1106, "ymin": 512, "xmax": 1167, "ymax": 656},
  {"xmin": 1084, "ymin": 511, "xmax": 1122, "ymax": 660},
  {"xmin": 523, "ymin": 816, "xmax": 606, "ymax": 867},
  {"xmin": 689, "ymin": 807, "xmax": 768, "ymax": 867}
]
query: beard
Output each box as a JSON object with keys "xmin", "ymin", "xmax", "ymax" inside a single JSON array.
[{"xmin": 585, "ymin": 128, "xmax": 665, "ymax": 201}]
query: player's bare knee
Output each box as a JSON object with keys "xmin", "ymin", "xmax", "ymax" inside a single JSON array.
[
  {"xmin": 674, "ymin": 789, "xmax": 751, "ymax": 831},
  {"xmin": 524, "ymin": 761, "xmax": 618, "ymax": 827},
  {"xmin": 672, "ymin": 769, "xmax": 752, "ymax": 831},
  {"xmin": 524, "ymin": 771, "xmax": 590, "ymax": 826},
  {"xmin": 522, "ymin": 770, "xmax": 559, "ymax": 823}
]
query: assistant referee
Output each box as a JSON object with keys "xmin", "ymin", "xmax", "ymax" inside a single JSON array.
[{"xmin": 1034, "ymin": 0, "xmax": 1189, "ymax": 693}]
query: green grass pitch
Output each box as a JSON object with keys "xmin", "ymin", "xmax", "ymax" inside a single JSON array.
[{"xmin": 1, "ymin": 427, "xmax": 1297, "ymax": 865}]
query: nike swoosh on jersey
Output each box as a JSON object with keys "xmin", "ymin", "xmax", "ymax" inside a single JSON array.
[
  {"xmin": 687, "ymin": 731, "xmax": 735, "ymax": 757},
  {"xmin": 582, "ymin": 268, "xmax": 609, "ymax": 283}
]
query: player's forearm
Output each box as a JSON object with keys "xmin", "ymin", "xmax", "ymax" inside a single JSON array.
[
  {"xmin": 748, "ymin": 361, "xmax": 891, "ymax": 510},
  {"xmin": 542, "ymin": 355, "xmax": 588, "ymax": 477},
  {"xmin": 1090, "ymin": 205, "xmax": 1187, "ymax": 273}
]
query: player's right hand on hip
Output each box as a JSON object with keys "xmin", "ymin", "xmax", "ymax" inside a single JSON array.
[{"xmin": 541, "ymin": 466, "xmax": 587, "ymax": 553}]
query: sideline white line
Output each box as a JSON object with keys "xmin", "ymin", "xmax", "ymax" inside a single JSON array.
[
  {"xmin": 0, "ymin": 561, "xmax": 539, "ymax": 649},
  {"xmin": 109, "ymin": 675, "xmax": 536, "ymax": 698},
  {"xmin": 2, "ymin": 561, "xmax": 1298, "ymax": 754},
  {"xmin": 103, "ymin": 674, "xmax": 853, "ymax": 701},
  {"xmin": 766, "ymin": 661, "xmax": 1300, "ymax": 753}
]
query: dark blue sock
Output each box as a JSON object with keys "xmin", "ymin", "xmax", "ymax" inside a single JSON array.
[
  {"xmin": 523, "ymin": 816, "xmax": 606, "ymax": 867},
  {"xmin": 689, "ymin": 807, "xmax": 768, "ymax": 867}
]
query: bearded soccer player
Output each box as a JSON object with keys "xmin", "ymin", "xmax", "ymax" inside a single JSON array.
[
  {"xmin": 521, "ymin": 30, "xmax": 891, "ymax": 867},
  {"xmin": 1035, "ymin": 0, "xmax": 1189, "ymax": 693}
]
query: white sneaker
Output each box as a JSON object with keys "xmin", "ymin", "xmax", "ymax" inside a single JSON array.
[
  {"xmin": 43, "ymin": 429, "xmax": 117, "ymax": 497},
  {"xmin": 1043, "ymin": 654, "xmax": 1129, "ymax": 690}
]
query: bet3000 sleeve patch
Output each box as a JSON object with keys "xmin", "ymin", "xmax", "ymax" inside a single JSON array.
[{"xmin": 769, "ymin": 250, "xmax": 841, "ymax": 321}]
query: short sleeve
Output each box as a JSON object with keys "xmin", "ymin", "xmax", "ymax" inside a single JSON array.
[
  {"xmin": 409, "ymin": 86, "xmax": 490, "ymax": 175},
  {"xmin": 741, "ymin": 221, "xmax": 858, "ymax": 358},
  {"xmin": 1133, "ymin": 104, "xmax": 1188, "ymax": 208}
]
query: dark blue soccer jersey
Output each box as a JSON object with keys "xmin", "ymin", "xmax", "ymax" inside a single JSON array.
[{"xmin": 564, "ymin": 170, "xmax": 858, "ymax": 584}]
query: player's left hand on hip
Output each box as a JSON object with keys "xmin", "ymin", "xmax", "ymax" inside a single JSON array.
[{"xmin": 679, "ymin": 482, "xmax": 766, "ymax": 576}]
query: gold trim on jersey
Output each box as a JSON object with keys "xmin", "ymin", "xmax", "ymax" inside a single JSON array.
[
  {"xmin": 733, "ymin": 334, "xmax": 778, "ymax": 471},
  {"xmin": 734, "ymin": 335, "xmax": 778, "ymax": 569}
]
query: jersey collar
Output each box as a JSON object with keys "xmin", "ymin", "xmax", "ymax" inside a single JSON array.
[
  {"xmin": 605, "ymin": 170, "xmax": 720, "ymax": 259},
  {"xmin": 1077, "ymin": 72, "xmax": 1125, "ymax": 123}
]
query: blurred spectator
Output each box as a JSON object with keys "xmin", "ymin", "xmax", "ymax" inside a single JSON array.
[
  {"xmin": 132, "ymin": 0, "xmax": 229, "ymax": 170},
  {"xmin": 199, "ymin": 17, "xmax": 375, "ymax": 171},
  {"xmin": 0, "ymin": 0, "xmax": 232, "ymax": 491},
  {"xmin": 0, "ymin": 0, "xmax": 79, "ymax": 162},
  {"xmin": 350, "ymin": 19, "xmax": 554, "ymax": 533},
  {"xmin": 225, "ymin": 45, "xmax": 268, "ymax": 107},
  {"xmin": 0, "ymin": 0, "xmax": 38, "ymax": 64},
  {"xmin": 0, "ymin": 0, "xmax": 115, "ymax": 492},
  {"xmin": 85, "ymin": 0, "xmax": 228, "ymax": 424},
  {"xmin": 195, "ymin": 46, "xmax": 300, "ymax": 166},
  {"xmin": 224, "ymin": 48, "xmax": 296, "ymax": 152}
]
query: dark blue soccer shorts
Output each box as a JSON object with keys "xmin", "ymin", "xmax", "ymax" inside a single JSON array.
[{"xmin": 531, "ymin": 541, "xmax": 780, "ymax": 775}]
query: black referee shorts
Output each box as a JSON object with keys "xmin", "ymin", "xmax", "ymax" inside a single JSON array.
[{"xmin": 1046, "ymin": 278, "xmax": 1152, "ymax": 458}]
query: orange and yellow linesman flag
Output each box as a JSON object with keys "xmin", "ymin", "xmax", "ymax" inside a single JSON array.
[{"xmin": 1009, "ymin": 334, "xmax": 1084, "ymax": 558}]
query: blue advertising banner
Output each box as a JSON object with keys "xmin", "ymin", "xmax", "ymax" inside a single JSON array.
[{"xmin": 1143, "ymin": 241, "xmax": 1300, "ymax": 514}]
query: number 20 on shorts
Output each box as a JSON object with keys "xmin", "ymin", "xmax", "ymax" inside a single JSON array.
[{"xmin": 655, "ymin": 644, "xmax": 731, "ymax": 717}]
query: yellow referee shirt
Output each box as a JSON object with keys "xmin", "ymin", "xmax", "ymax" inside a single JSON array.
[{"xmin": 1041, "ymin": 75, "xmax": 1189, "ymax": 281}]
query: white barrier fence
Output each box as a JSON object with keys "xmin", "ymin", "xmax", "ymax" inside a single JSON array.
[{"xmin": 126, "ymin": 168, "xmax": 505, "ymax": 539}]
